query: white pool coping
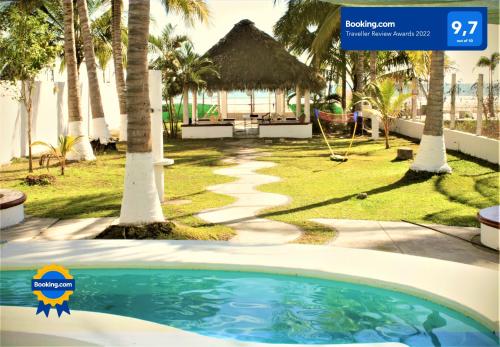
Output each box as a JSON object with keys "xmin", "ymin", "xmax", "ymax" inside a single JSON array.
[
  {"xmin": 0, "ymin": 240, "xmax": 498, "ymax": 342},
  {"xmin": 0, "ymin": 306, "xmax": 405, "ymax": 347}
]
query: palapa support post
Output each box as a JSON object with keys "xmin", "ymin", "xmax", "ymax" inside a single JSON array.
[
  {"xmin": 182, "ymin": 87, "xmax": 189, "ymax": 125},
  {"xmin": 304, "ymin": 89, "xmax": 310, "ymax": 123},
  {"xmin": 450, "ymin": 73, "xmax": 456, "ymax": 130},
  {"xmin": 192, "ymin": 88, "xmax": 198, "ymax": 124},
  {"xmin": 295, "ymin": 87, "xmax": 302, "ymax": 118},
  {"xmin": 411, "ymin": 77, "xmax": 418, "ymax": 121},
  {"xmin": 221, "ymin": 90, "xmax": 228, "ymax": 119},
  {"xmin": 476, "ymin": 74, "xmax": 483, "ymax": 136}
]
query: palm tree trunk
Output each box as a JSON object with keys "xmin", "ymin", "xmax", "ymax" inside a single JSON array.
[
  {"xmin": 77, "ymin": 0, "xmax": 110, "ymax": 145},
  {"xmin": 119, "ymin": 0, "xmax": 164, "ymax": 224},
  {"xmin": 369, "ymin": 51, "xmax": 377, "ymax": 83},
  {"xmin": 488, "ymin": 67, "xmax": 494, "ymax": 118},
  {"xmin": 411, "ymin": 51, "xmax": 451, "ymax": 173},
  {"xmin": 341, "ymin": 50, "xmax": 347, "ymax": 111},
  {"xmin": 112, "ymin": 0, "xmax": 128, "ymax": 141},
  {"xmin": 63, "ymin": 0, "xmax": 95, "ymax": 161},
  {"xmin": 21, "ymin": 80, "xmax": 34, "ymax": 172},
  {"xmin": 354, "ymin": 51, "xmax": 364, "ymax": 112}
]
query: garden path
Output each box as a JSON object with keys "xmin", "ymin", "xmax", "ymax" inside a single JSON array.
[{"xmin": 198, "ymin": 147, "xmax": 302, "ymax": 244}]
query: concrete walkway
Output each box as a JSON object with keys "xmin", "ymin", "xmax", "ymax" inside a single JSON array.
[
  {"xmin": 0, "ymin": 216, "xmax": 116, "ymax": 242},
  {"xmin": 312, "ymin": 218, "xmax": 498, "ymax": 270},
  {"xmin": 198, "ymin": 148, "xmax": 302, "ymax": 244}
]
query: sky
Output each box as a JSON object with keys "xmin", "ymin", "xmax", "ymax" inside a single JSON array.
[{"xmin": 145, "ymin": 0, "xmax": 498, "ymax": 84}]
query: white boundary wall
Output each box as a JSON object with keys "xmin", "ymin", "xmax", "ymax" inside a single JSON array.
[
  {"xmin": 391, "ymin": 119, "xmax": 499, "ymax": 164},
  {"xmin": 0, "ymin": 67, "xmax": 125, "ymax": 165}
]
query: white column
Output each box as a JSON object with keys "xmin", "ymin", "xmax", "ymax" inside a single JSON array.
[
  {"xmin": 371, "ymin": 114, "xmax": 379, "ymax": 140},
  {"xmin": 149, "ymin": 70, "xmax": 166, "ymax": 203},
  {"xmin": 304, "ymin": 89, "xmax": 310, "ymax": 123},
  {"xmin": 268, "ymin": 91, "xmax": 272, "ymax": 114},
  {"xmin": 275, "ymin": 89, "xmax": 283, "ymax": 115},
  {"xmin": 450, "ymin": 73, "xmax": 456, "ymax": 129},
  {"xmin": 217, "ymin": 91, "xmax": 221, "ymax": 119},
  {"xmin": 282, "ymin": 89, "xmax": 286, "ymax": 115},
  {"xmin": 220, "ymin": 90, "xmax": 228, "ymax": 119},
  {"xmin": 295, "ymin": 87, "xmax": 302, "ymax": 117},
  {"xmin": 182, "ymin": 87, "xmax": 189, "ymax": 125},
  {"xmin": 476, "ymin": 74, "xmax": 483, "ymax": 136},
  {"xmin": 191, "ymin": 88, "xmax": 198, "ymax": 124},
  {"xmin": 411, "ymin": 78, "xmax": 418, "ymax": 121}
]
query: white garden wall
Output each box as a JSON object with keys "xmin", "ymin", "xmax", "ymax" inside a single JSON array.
[
  {"xmin": 0, "ymin": 67, "xmax": 123, "ymax": 165},
  {"xmin": 391, "ymin": 119, "xmax": 499, "ymax": 164}
]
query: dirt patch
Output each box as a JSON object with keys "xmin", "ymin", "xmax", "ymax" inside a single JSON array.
[
  {"xmin": 24, "ymin": 174, "xmax": 56, "ymax": 186},
  {"xmin": 96, "ymin": 222, "xmax": 175, "ymax": 239}
]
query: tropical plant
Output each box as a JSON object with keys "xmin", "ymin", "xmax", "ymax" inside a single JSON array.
[
  {"xmin": 406, "ymin": 51, "xmax": 454, "ymax": 102},
  {"xmin": 119, "ymin": 0, "xmax": 164, "ymax": 224},
  {"xmin": 177, "ymin": 42, "xmax": 219, "ymax": 125},
  {"xmin": 160, "ymin": 0, "xmax": 210, "ymax": 25},
  {"xmin": 62, "ymin": 0, "xmax": 95, "ymax": 161},
  {"xmin": 0, "ymin": 7, "xmax": 59, "ymax": 173},
  {"xmin": 32, "ymin": 136, "xmax": 82, "ymax": 175},
  {"xmin": 476, "ymin": 52, "xmax": 499, "ymax": 118},
  {"xmin": 358, "ymin": 79, "xmax": 411, "ymax": 149},
  {"xmin": 149, "ymin": 24, "xmax": 190, "ymax": 137},
  {"xmin": 411, "ymin": 51, "xmax": 451, "ymax": 173},
  {"xmin": 76, "ymin": 0, "xmax": 110, "ymax": 144},
  {"xmin": 114, "ymin": 0, "xmax": 210, "ymax": 140}
]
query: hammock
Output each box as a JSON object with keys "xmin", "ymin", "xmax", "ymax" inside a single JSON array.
[
  {"xmin": 314, "ymin": 109, "xmax": 359, "ymax": 162},
  {"xmin": 317, "ymin": 110, "xmax": 355, "ymax": 124}
]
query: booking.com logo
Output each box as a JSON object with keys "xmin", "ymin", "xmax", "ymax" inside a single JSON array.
[{"xmin": 345, "ymin": 20, "xmax": 396, "ymax": 30}]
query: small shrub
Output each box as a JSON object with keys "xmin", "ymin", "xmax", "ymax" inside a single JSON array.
[{"xmin": 24, "ymin": 174, "xmax": 56, "ymax": 186}]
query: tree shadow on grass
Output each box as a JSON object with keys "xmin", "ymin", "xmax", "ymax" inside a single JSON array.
[
  {"xmin": 25, "ymin": 192, "xmax": 122, "ymax": 219},
  {"xmin": 422, "ymin": 209, "xmax": 479, "ymax": 227},
  {"xmin": 434, "ymin": 174, "xmax": 499, "ymax": 209},
  {"xmin": 188, "ymin": 170, "xmax": 438, "ymax": 227},
  {"xmin": 259, "ymin": 170, "xmax": 437, "ymax": 219}
]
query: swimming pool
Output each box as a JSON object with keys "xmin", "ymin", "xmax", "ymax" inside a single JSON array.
[{"xmin": 1, "ymin": 269, "xmax": 498, "ymax": 346}]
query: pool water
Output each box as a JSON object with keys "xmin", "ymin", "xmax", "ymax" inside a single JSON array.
[{"xmin": 1, "ymin": 269, "xmax": 498, "ymax": 346}]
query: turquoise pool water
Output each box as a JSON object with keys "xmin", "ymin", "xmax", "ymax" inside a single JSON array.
[{"xmin": 1, "ymin": 269, "xmax": 498, "ymax": 346}]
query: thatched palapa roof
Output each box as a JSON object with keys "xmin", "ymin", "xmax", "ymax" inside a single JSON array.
[{"xmin": 204, "ymin": 19, "xmax": 325, "ymax": 92}]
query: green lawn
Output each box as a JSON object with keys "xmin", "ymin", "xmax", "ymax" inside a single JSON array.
[
  {"xmin": 254, "ymin": 135, "xmax": 499, "ymax": 243},
  {"xmin": 1, "ymin": 135, "xmax": 498, "ymax": 244},
  {"xmin": 0, "ymin": 140, "xmax": 236, "ymax": 241}
]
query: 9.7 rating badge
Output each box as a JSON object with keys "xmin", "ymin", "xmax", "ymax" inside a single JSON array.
[{"xmin": 447, "ymin": 11, "xmax": 483, "ymax": 47}]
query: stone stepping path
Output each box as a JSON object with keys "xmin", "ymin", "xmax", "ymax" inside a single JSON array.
[{"xmin": 198, "ymin": 148, "xmax": 302, "ymax": 244}]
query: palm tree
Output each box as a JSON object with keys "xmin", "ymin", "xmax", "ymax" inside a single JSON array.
[
  {"xmin": 161, "ymin": 0, "xmax": 210, "ymax": 25},
  {"xmin": 32, "ymin": 136, "xmax": 82, "ymax": 175},
  {"xmin": 113, "ymin": 0, "xmax": 210, "ymax": 141},
  {"xmin": 119, "ymin": 0, "xmax": 164, "ymax": 224},
  {"xmin": 411, "ymin": 51, "xmax": 451, "ymax": 174},
  {"xmin": 76, "ymin": 0, "xmax": 110, "ymax": 145},
  {"xmin": 476, "ymin": 52, "xmax": 499, "ymax": 118},
  {"xmin": 359, "ymin": 79, "xmax": 411, "ymax": 149},
  {"xmin": 62, "ymin": 0, "xmax": 95, "ymax": 161},
  {"xmin": 176, "ymin": 42, "xmax": 219, "ymax": 125},
  {"xmin": 149, "ymin": 24, "xmax": 189, "ymax": 137},
  {"xmin": 111, "ymin": 0, "xmax": 128, "ymax": 141}
]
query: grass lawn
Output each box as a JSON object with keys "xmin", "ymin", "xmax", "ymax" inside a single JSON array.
[
  {"xmin": 0, "ymin": 140, "xmax": 236, "ymax": 241},
  {"xmin": 1, "ymin": 135, "xmax": 498, "ymax": 244},
  {"xmin": 254, "ymin": 135, "xmax": 499, "ymax": 243}
]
